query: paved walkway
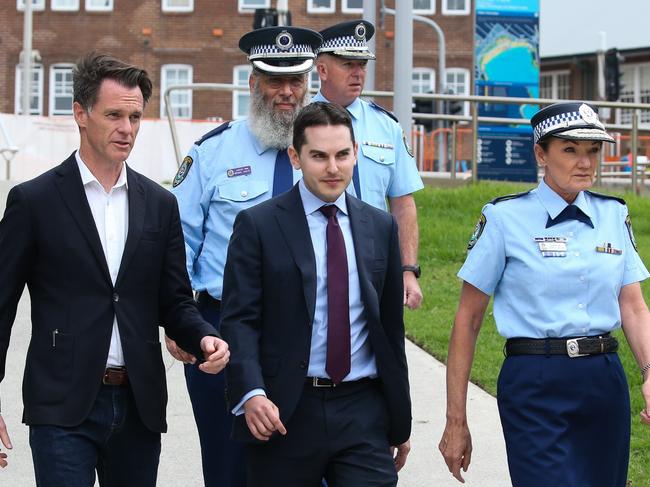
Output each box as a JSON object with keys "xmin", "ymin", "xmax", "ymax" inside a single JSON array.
[{"xmin": 0, "ymin": 181, "xmax": 511, "ymax": 486}]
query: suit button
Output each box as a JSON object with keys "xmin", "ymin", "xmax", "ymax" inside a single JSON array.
[
  {"xmin": 113, "ymin": 293, "xmax": 119, "ymax": 303},
  {"xmin": 299, "ymin": 361, "xmax": 307, "ymax": 369}
]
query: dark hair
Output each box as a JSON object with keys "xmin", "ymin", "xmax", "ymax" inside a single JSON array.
[
  {"xmin": 292, "ymin": 102, "xmax": 355, "ymax": 153},
  {"xmin": 536, "ymin": 139, "xmax": 550, "ymax": 152},
  {"xmin": 73, "ymin": 52, "xmax": 153, "ymax": 110}
]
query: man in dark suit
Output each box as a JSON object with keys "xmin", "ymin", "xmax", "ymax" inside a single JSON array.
[
  {"xmin": 221, "ymin": 102, "xmax": 411, "ymax": 487},
  {"xmin": 0, "ymin": 53, "xmax": 229, "ymax": 486}
]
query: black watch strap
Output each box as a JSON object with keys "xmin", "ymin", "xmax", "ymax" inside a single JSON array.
[{"xmin": 402, "ymin": 265, "xmax": 421, "ymax": 278}]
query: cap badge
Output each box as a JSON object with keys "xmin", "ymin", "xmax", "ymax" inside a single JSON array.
[
  {"xmin": 275, "ymin": 31, "xmax": 294, "ymax": 51},
  {"xmin": 578, "ymin": 103, "xmax": 598, "ymax": 125},
  {"xmin": 354, "ymin": 23, "xmax": 366, "ymax": 41}
]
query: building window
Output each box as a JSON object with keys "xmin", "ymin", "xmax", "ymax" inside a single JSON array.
[
  {"xmin": 162, "ymin": 0, "xmax": 193, "ymax": 12},
  {"xmin": 307, "ymin": 0, "xmax": 335, "ymax": 13},
  {"xmin": 233, "ymin": 65, "xmax": 252, "ymax": 119},
  {"xmin": 412, "ymin": 68, "xmax": 435, "ymax": 94},
  {"xmin": 49, "ymin": 64, "xmax": 74, "ymax": 115},
  {"xmin": 14, "ymin": 64, "xmax": 44, "ymax": 115},
  {"xmin": 342, "ymin": 0, "xmax": 362, "ymax": 14},
  {"xmin": 617, "ymin": 63, "xmax": 650, "ymax": 126},
  {"xmin": 446, "ymin": 68, "xmax": 470, "ymax": 115},
  {"xmin": 17, "ymin": 0, "xmax": 45, "ymax": 11},
  {"xmin": 86, "ymin": 0, "xmax": 113, "ymax": 11},
  {"xmin": 52, "ymin": 0, "xmax": 79, "ymax": 10},
  {"xmin": 161, "ymin": 65, "xmax": 193, "ymax": 119},
  {"xmin": 442, "ymin": 0, "xmax": 470, "ymax": 15},
  {"xmin": 414, "ymin": 0, "xmax": 435, "ymax": 14},
  {"xmin": 238, "ymin": 0, "xmax": 270, "ymax": 11},
  {"xmin": 539, "ymin": 70, "xmax": 570, "ymax": 100}
]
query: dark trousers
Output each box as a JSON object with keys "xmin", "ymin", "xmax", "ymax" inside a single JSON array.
[
  {"xmin": 497, "ymin": 353, "xmax": 630, "ymax": 487},
  {"xmin": 185, "ymin": 297, "xmax": 246, "ymax": 487},
  {"xmin": 247, "ymin": 380, "xmax": 397, "ymax": 487},
  {"xmin": 29, "ymin": 384, "xmax": 161, "ymax": 487}
]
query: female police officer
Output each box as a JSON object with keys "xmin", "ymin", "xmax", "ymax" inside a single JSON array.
[{"xmin": 438, "ymin": 102, "xmax": 650, "ymax": 486}]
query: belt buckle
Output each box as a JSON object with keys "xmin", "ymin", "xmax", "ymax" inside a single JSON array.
[
  {"xmin": 312, "ymin": 377, "xmax": 334, "ymax": 388},
  {"xmin": 566, "ymin": 337, "xmax": 587, "ymax": 358}
]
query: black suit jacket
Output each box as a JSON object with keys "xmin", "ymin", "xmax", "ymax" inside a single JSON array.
[
  {"xmin": 221, "ymin": 184, "xmax": 411, "ymax": 445},
  {"xmin": 0, "ymin": 153, "xmax": 216, "ymax": 433}
]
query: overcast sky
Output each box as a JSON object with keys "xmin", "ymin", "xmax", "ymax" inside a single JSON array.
[{"xmin": 539, "ymin": 0, "xmax": 650, "ymax": 57}]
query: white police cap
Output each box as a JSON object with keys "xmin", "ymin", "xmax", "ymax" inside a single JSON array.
[{"xmin": 531, "ymin": 102, "xmax": 615, "ymax": 144}]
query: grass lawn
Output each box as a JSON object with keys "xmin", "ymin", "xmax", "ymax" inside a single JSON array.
[{"xmin": 406, "ymin": 181, "xmax": 650, "ymax": 486}]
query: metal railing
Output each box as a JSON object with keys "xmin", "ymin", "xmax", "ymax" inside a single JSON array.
[{"xmin": 164, "ymin": 84, "xmax": 650, "ymax": 189}]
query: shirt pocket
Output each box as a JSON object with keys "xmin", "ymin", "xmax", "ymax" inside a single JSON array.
[
  {"xmin": 360, "ymin": 144, "xmax": 396, "ymax": 166},
  {"xmin": 217, "ymin": 179, "xmax": 269, "ymax": 203}
]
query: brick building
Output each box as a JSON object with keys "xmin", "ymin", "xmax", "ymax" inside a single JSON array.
[{"xmin": 0, "ymin": 0, "xmax": 474, "ymax": 121}]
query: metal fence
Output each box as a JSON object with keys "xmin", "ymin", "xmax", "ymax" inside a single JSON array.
[{"xmin": 164, "ymin": 84, "xmax": 650, "ymax": 191}]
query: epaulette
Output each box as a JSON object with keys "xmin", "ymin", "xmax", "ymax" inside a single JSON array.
[
  {"xmin": 370, "ymin": 102, "xmax": 399, "ymax": 124},
  {"xmin": 195, "ymin": 122, "xmax": 231, "ymax": 146},
  {"xmin": 586, "ymin": 190, "xmax": 626, "ymax": 205},
  {"xmin": 489, "ymin": 190, "xmax": 532, "ymax": 205}
]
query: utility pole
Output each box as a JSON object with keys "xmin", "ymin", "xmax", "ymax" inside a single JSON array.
[
  {"xmin": 393, "ymin": 1, "xmax": 413, "ymax": 134},
  {"xmin": 363, "ymin": 0, "xmax": 376, "ymax": 92},
  {"xmin": 22, "ymin": 0, "xmax": 33, "ymax": 116}
]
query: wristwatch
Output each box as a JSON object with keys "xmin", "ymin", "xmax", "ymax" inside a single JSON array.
[{"xmin": 402, "ymin": 264, "xmax": 421, "ymax": 278}]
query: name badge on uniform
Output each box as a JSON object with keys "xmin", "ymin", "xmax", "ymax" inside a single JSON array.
[
  {"xmin": 363, "ymin": 141, "xmax": 394, "ymax": 150},
  {"xmin": 535, "ymin": 236, "xmax": 567, "ymax": 257},
  {"xmin": 227, "ymin": 165, "xmax": 252, "ymax": 178},
  {"xmin": 596, "ymin": 242, "xmax": 622, "ymax": 255}
]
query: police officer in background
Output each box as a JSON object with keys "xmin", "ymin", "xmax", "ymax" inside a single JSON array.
[
  {"xmin": 439, "ymin": 102, "xmax": 650, "ymax": 486},
  {"xmin": 313, "ymin": 20, "xmax": 425, "ymax": 310},
  {"xmin": 167, "ymin": 27, "xmax": 323, "ymax": 487}
]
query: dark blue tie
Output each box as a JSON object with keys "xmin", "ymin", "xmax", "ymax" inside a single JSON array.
[
  {"xmin": 546, "ymin": 204, "xmax": 594, "ymax": 228},
  {"xmin": 272, "ymin": 149, "xmax": 293, "ymax": 197}
]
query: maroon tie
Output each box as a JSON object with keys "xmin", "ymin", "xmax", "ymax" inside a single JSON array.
[{"xmin": 319, "ymin": 205, "xmax": 351, "ymax": 384}]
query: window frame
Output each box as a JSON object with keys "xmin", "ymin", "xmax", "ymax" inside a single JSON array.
[
  {"xmin": 445, "ymin": 67, "xmax": 471, "ymax": 116},
  {"xmin": 16, "ymin": 0, "xmax": 45, "ymax": 11},
  {"xmin": 160, "ymin": 64, "xmax": 194, "ymax": 120},
  {"xmin": 616, "ymin": 62, "xmax": 650, "ymax": 127},
  {"xmin": 539, "ymin": 69, "xmax": 570, "ymax": 100},
  {"xmin": 412, "ymin": 67, "xmax": 436, "ymax": 95},
  {"xmin": 85, "ymin": 0, "xmax": 113, "ymax": 11},
  {"xmin": 238, "ymin": 0, "xmax": 270, "ymax": 12},
  {"xmin": 233, "ymin": 65, "xmax": 252, "ymax": 120},
  {"xmin": 49, "ymin": 63, "xmax": 75, "ymax": 116},
  {"xmin": 341, "ymin": 0, "xmax": 363, "ymax": 14},
  {"xmin": 162, "ymin": 0, "xmax": 194, "ymax": 13},
  {"xmin": 14, "ymin": 63, "xmax": 44, "ymax": 115},
  {"xmin": 307, "ymin": 0, "xmax": 335, "ymax": 13},
  {"xmin": 51, "ymin": 0, "xmax": 80, "ymax": 11},
  {"xmin": 413, "ymin": 0, "xmax": 435, "ymax": 15},
  {"xmin": 442, "ymin": 0, "xmax": 470, "ymax": 15}
]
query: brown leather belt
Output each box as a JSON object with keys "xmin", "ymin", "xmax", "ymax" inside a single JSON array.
[
  {"xmin": 103, "ymin": 367, "xmax": 128, "ymax": 386},
  {"xmin": 505, "ymin": 334, "xmax": 618, "ymax": 358}
]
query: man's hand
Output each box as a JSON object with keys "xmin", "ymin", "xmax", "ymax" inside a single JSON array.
[
  {"xmin": 403, "ymin": 272, "xmax": 423, "ymax": 310},
  {"xmin": 438, "ymin": 421, "xmax": 472, "ymax": 483},
  {"xmin": 0, "ymin": 414, "xmax": 12, "ymax": 468},
  {"xmin": 198, "ymin": 336, "xmax": 230, "ymax": 374},
  {"xmin": 243, "ymin": 396, "xmax": 287, "ymax": 442},
  {"xmin": 390, "ymin": 439, "xmax": 411, "ymax": 472},
  {"xmin": 164, "ymin": 335, "xmax": 197, "ymax": 364},
  {"xmin": 641, "ymin": 376, "xmax": 650, "ymax": 426}
]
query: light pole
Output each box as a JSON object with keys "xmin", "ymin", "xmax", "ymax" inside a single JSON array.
[{"xmin": 21, "ymin": 0, "xmax": 34, "ymax": 117}]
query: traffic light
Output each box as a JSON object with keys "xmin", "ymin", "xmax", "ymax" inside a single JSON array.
[
  {"xmin": 253, "ymin": 8, "xmax": 278, "ymax": 29},
  {"xmin": 605, "ymin": 48, "xmax": 623, "ymax": 101},
  {"xmin": 413, "ymin": 91, "xmax": 435, "ymax": 131}
]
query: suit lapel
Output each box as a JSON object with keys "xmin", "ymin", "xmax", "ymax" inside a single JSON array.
[
  {"xmin": 275, "ymin": 185, "xmax": 317, "ymax": 323},
  {"xmin": 54, "ymin": 154, "xmax": 112, "ymax": 282},
  {"xmin": 347, "ymin": 194, "xmax": 375, "ymax": 301},
  {"xmin": 115, "ymin": 166, "xmax": 145, "ymax": 287}
]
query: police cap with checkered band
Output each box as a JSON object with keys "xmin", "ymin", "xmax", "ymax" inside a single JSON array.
[
  {"xmin": 531, "ymin": 102, "xmax": 615, "ymax": 145},
  {"xmin": 318, "ymin": 20, "xmax": 376, "ymax": 60},
  {"xmin": 239, "ymin": 26, "xmax": 323, "ymax": 75}
]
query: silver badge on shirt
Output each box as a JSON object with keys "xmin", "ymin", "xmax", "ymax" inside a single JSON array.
[{"xmin": 535, "ymin": 236, "xmax": 567, "ymax": 257}]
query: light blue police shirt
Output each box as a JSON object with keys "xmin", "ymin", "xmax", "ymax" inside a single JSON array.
[
  {"xmin": 312, "ymin": 91, "xmax": 424, "ymax": 211},
  {"xmin": 171, "ymin": 119, "xmax": 300, "ymax": 300},
  {"xmin": 458, "ymin": 178, "xmax": 649, "ymax": 339}
]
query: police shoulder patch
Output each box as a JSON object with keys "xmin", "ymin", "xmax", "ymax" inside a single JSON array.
[
  {"xmin": 489, "ymin": 190, "xmax": 532, "ymax": 205},
  {"xmin": 402, "ymin": 130, "xmax": 414, "ymax": 158},
  {"xmin": 625, "ymin": 214, "xmax": 638, "ymax": 252},
  {"xmin": 173, "ymin": 156, "xmax": 193, "ymax": 188},
  {"xmin": 467, "ymin": 213, "xmax": 487, "ymax": 251}
]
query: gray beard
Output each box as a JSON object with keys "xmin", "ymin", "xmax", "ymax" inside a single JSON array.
[{"xmin": 247, "ymin": 89, "xmax": 309, "ymax": 150}]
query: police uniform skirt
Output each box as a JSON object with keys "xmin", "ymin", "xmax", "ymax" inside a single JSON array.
[{"xmin": 497, "ymin": 353, "xmax": 630, "ymax": 487}]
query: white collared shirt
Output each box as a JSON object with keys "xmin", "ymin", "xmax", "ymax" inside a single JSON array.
[{"xmin": 75, "ymin": 151, "xmax": 129, "ymax": 367}]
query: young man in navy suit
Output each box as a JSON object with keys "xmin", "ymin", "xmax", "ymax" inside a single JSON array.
[{"xmin": 221, "ymin": 102, "xmax": 411, "ymax": 487}]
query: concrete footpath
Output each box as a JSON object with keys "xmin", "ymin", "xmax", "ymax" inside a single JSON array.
[{"xmin": 0, "ymin": 181, "xmax": 511, "ymax": 486}]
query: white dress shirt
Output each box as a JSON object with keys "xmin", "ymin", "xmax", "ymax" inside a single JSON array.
[{"xmin": 75, "ymin": 151, "xmax": 129, "ymax": 368}]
